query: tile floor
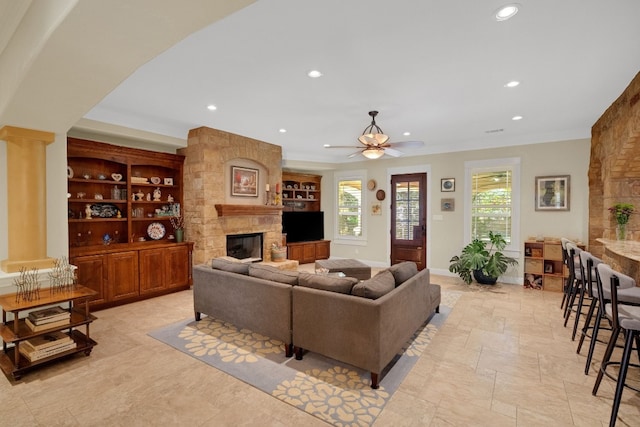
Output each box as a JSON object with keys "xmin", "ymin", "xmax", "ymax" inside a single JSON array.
[{"xmin": 1, "ymin": 267, "xmax": 639, "ymax": 426}]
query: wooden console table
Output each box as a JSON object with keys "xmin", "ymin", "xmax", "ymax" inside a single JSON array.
[{"xmin": 0, "ymin": 285, "xmax": 97, "ymax": 380}]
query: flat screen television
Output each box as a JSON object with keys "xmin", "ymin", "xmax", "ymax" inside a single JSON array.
[{"xmin": 282, "ymin": 211, "xmax": 324, "ymax": 243}]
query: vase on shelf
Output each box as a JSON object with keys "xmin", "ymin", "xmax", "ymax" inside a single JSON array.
[
  {"xmin": 175, "ymin": 228, "xmax": 184, "ymax": 243},
  {"xmin": 616, "ymin": 223, "xmax": 627, "ymax": 241}
]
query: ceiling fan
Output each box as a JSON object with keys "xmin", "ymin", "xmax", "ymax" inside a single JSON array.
[{"xmin": 326, "ymin": 111, "xmax": 424, "ymax": 159}]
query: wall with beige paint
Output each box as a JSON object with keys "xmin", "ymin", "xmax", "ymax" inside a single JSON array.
[{"xmin": 316, "ymin": 138, "xmax": 590, "ymax": 283}]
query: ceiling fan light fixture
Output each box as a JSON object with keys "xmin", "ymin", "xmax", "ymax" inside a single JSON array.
[
  {"xmin": 362, "ymin": 147, "xmax": 385, "ymax": 159},
  {"xmin": 359, "ymin": 110, "xmax": 389, "ymax": 146}
]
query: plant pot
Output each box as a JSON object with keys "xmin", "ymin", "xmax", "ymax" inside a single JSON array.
[{"xmin": 473, "ymin": 270, "xmax": 498, "ymax": 285}]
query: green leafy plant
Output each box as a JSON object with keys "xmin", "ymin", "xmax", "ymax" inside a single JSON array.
[
  {"xmin": 449, "ymin": 231, "xmax": 518, "ymax": 284},
  {"xmin": 608, "ymin": 203, "xmax": 634, "ymax": 225}
]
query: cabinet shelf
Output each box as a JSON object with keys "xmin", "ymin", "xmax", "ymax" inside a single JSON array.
[{"xmin": 282, "ymin": 171, "xmax": 322, "ymax": 212}]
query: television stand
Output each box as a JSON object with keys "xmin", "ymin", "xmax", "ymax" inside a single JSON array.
[{"xmin": 286, "ymin": 240, "xmax": 330, "ymax": 264}]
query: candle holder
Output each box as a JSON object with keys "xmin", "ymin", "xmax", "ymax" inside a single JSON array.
[{"xmin": 265, "ymin": 190, "xmax": 271, "ymax": 205}]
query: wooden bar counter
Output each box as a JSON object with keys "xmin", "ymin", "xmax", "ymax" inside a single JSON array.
[{"xmin": 596, "ymin": 238, "xmax": 640, "ymax": 286}]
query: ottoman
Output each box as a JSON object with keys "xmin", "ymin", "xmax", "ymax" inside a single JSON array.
[{"xmin": 315, "ymin": 259, "xmax": 372, "ymax": 281}]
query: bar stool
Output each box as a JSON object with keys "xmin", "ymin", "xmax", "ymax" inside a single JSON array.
[
  {"xmin": 560, "ymin": 237, "xmax": 574, "ymax": 311},
  {"xmin": 592, "ymin": 264, "xmax": 640, "ymax": 427},
  {"xmin": 576, "ymin": 251, "xmax": 605, "ymax": 373},
  {"xmin": 563, "ymin": 243, "xmax": 584, "ymax": 327},
  {"xmin": 585, "ymin": 263, "xmax": 640, "ymax": 375}
]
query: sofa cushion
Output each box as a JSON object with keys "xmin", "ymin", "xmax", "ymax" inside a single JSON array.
[
  {"xmin": 351, "ymin": 270, "xmax": 395, "ymax": 299},
  {"xmin": 298, "ymin": 272, "xmax": 358, "ymax": 294},
  {"xmin": 387, "ymin": 261, "xmax": 418, "ymax": 286},
  {"xmin": 211, "ymin": 257, "xmax": 249, "ymax": 275},
  {"xmin": 248, "ymin": 264, "xmax": 299, "ymax": 285}
]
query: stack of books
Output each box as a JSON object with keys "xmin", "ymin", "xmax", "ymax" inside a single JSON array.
[
  {"xmin": 19, "ymin": 331, "xmax": 77, "ymax": 362},
  {"xmin": 25, "ymin": 306, "xmax": 70, "ymax": 332}
]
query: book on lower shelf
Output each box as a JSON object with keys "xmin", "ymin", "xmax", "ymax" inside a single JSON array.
[
  {"xmin": 25, "ymin": 317, "xmax": 70, "ymax": 332},
  {"xmin": 28, "ymin": 306, "xmax": 70, "ymax": 324},
  {"xmin": 22, "ymin": 331, "xmax": 73, "ymax": 352},
  {"xmin": 19, "ymin": 341, "xmax": 77, "ymax": 362}
]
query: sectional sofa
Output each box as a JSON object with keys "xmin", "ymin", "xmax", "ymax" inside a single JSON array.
[{"xmin": 192, "ymin": 259, "xmax": 441, "ymax": 388}]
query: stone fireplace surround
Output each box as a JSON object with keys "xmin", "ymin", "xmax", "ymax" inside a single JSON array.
[{"xmin": 178, "ymin": 127, "xmax": 283, "ymax": 265}]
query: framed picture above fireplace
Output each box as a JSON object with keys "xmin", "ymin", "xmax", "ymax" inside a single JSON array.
[{"xmin": 231, "ymin": 166, "xmax": 258, "ymax": 197}]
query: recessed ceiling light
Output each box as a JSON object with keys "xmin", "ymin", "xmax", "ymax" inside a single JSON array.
[
  {"xmin": 504, "ymin": 81, "xmax": 520, "ymax": 88},
  {"xmin": 495, "ymin": 4, "xmax": 520, "ymax": 21},
  {"xmin": 207, "ymin": 104, "xmax": 217, "ymax": 111},
  {"xmin": 512, "ymin": 115, "xmax": 523, "ymax": 121},
  {"xmin": 279, "ymin": 128, "xmax": 287, "ymax": 133},
  {"xmin": 403, "ymin": 132, "xmax": 411, "ymax": 136},
  {"xmin": 307, "ymin": 70, "xmax": 323, "ymax": 78},
  {"xmin": 323, "ymin": 144, "xmax": 331, "ymax": 147}
]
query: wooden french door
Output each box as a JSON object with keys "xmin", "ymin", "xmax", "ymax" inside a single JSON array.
[{"xmin": 390, "ymin": 173, "xmax": 427, "ymax": 270}]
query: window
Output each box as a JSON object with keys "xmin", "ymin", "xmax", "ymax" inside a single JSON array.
[
  {"xmin": 336, "ymin": 173, "xmax": 364, "ymax": 240},
  {"xmin": 464, "ymin": 158, "xmax": 520, "ymax": 251}
]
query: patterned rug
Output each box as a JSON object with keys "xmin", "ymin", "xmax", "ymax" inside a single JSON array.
[{"xmin": 149, "ymin": 290, "xmax": 460, "ymax": 426}]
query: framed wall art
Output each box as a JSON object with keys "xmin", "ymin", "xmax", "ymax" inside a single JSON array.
[
  {"xmin": 441, "ymin": 198, "xmax": 455, "ymax": 212},
  {"xmin": 441, "ymin": 178, "xmax": 455, "ymax": 192},
  {"xmin": 371, "ymin": 202, "xmax": 382, "ymax": 216},
  {"xmin": 535, "ymin": 175, "xmax": 570, "ymax": 211},
  {"xmin": 231, "ymin": 166, "xmax": 258, "ymax": 197}
]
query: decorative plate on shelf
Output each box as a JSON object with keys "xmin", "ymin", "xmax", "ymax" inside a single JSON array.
[
  {"xmin": 147, "ymin": 222, "xmax": 166, "ymax": 240},
  {"xmin": 67, "ymin": 166, "xmax": 74, "ymax": 179},
  {"xmin": 150, "ymin": 176, "xmax": 162, "ymax": 185}
]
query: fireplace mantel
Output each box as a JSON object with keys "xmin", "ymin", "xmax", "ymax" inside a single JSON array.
[{"xmin": 215, "ymin": 204, "xmax": 283, "ymax": 217}]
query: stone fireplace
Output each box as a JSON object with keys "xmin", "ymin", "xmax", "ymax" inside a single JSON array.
[{"xmin": 178, "ymin": 127, "xmax": 283, "ymax": 264}]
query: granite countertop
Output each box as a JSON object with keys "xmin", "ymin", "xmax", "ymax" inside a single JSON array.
[{"xmin": 596, "ymin": 238, "xmax": 640, "ymax": 262}]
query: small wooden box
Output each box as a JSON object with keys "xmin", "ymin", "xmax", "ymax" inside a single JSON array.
[
  {"xmin": 544, "ymin": 243, "xmax": 563, "ymax": 261},
  {"xmin": 531, "ymin": 248, "xmax": 543, "ymax": 257},
  {"xmin": 525, "ymin": 259, "xmax": 543, "ymax": 274},
  {"xmin": 544, "ymin": 275, "xmax": 564, "ymax": 292}
]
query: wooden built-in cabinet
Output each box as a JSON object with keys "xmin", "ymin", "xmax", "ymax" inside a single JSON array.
[
  {"xmin": 282, "ymin": 171, "xmax": 321, "ymax": 212},
  {"xmin": 67, "ymin": 138, "xmax": 193, "ymax": 310},
  {"xmin": 281, "ymin": 171, "xmax": 329, "ymax": 263},
  {"xmin": 286, "ymin": 240, "xmax": 330, "ymax": 264}
]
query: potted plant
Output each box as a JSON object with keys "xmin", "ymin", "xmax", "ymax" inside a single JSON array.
[
  {"xmin": 449, "ymin": 231, "xmax": 518, "ymax": 285},
  {"xmin": 608, "ymin": 203, "xmax": 634, "ymax": 240}
]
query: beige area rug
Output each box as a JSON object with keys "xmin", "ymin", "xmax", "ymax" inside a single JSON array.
[{"xmin": 150, "ymin": 290, "xmax": 460, "ymax": 426}]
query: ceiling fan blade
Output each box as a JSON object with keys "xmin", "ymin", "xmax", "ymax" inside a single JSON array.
[
  {"xmin": 383, "ymin": 148, "xmax": 404, "ymax": 157},
  {"xmin": 388, "ymin": 140, "xmax": 424, "ymax": 149},
  {"xmin": 325, "ymin": 145, "xmax": 362, "ymax": 149},
  {"xmin": 347, "ymin": 150, "xmax": 363, "ymax": 158}
]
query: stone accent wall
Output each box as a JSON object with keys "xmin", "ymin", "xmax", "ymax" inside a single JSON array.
[
  {"xmin": 590, "ymin": 71, "xmax": 640, "ymax": 257},
  {"xmin": 178, "ymin": 127, "xmax": 283, "ymax": 264}
]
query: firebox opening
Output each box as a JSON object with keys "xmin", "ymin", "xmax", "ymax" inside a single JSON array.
[{"xmin": 226, "ymin": 232, "xmax": 263, "ymax": 262}]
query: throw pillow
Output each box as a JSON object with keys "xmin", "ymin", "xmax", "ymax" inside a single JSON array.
[
  {"xmin": 388, "ymin": 261, "xmax": 418, "ymax": 286},
  {"xmin": 211, "ymin": 257, "xmax": 249, "ymax": 275},
  {"xmin": 248, "ymin": 264, "xmax": 299, "ymax": 285},
  {"xmin": 298, "ymin": 272, "xmax": 357, "ymax": 294},
  {"xmin": 352, "ymin": 270, "xmax": 395, "ymax": 299}
]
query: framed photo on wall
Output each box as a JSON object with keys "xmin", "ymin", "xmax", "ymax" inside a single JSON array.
[
  {"xmin": 441, "ymin": 198, "xmax": 455, "ymax": 212},
  {"xmin": 535, "ymin": 175, "xmax": 570, "ymax": 211},
  {"xmin": 231, "ymin": 166, "xmax": 259, "ymax": 197},
  {"xmin": 441, "ymin": 178, "xmax": 455, "ymax": 192}
]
